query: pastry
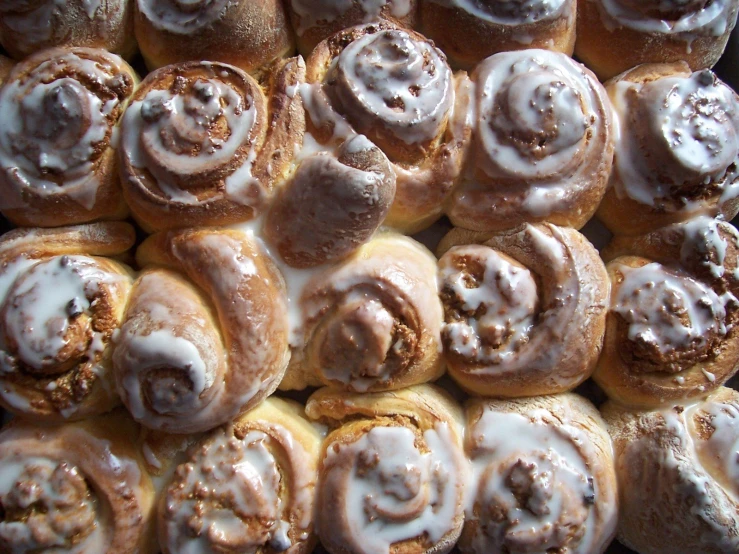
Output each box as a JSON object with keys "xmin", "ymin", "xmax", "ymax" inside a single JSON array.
[
  {"xmin": 0, "ymin": 47, "xmax": 137, "ymax": 228},
  {"xmin": 462, "ymin": 393, "xmax": 618, "ymax": 554},
  {"xmin": 118, "ymin": 58, "xmax": 305, "ymax": 232},
  {"xmin": 0, "ymin": 223, "xmax": 135, "ymax": 421},
  {"xmin": 113, "ymin": 227, "xmax": 290, "ymax": 434},
  {"xmin": 437, "ymin": 223, "xmax": 609, "ymax": 397},
  {"xmin": 446, "ymin": 49, "xmax": 614, "ymax": 232},
  {"xmin": 597, "ymin": 63, "xmax": 739, "ymax": 236}
]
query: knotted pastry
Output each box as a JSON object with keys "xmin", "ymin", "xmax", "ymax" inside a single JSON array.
[
  {"xmin": 603, "ymin": 386, "xmax": 739, "ymax": 554},
  {"xmin": 302, "ymin": 22, "xmax": 472, "ymax": 233},
  {"xmin": 113, "ymin": 227, "xmax": 290, "ymax": 434},
  {"xmin": 598, "ymin": 63, "xmax": 739, "ymax": 236},
  {"xmin": 0, "ymin": 47, "xmax": 137, "ymax": 228},
  {"xmin": 462, "ymin": 394, "xmax": 618, "ymax": 554},
  {"xmin": 437, "ymin": 223, "xmax": 609, "ymax": 397},
  {"xmin": 118, "ymin": 58, "xmax": 305, "ymax": 232},
  {"xmin": 158, "ymin": 397, "xmax": 321, "ymax": 554},
  {"xmin": 287, "ymin": 0, "xmax": 418, "ymax": 55},
  {"xmin": 306, "ymin": 384, "xmax": 466, "ymax": 554},
  {"xmin": 134, "ymin": 0, "xmax": 294, "ymax": 73},
  {"xmin": 576, "ymin": 0, "xmax": 739, "ymax": 79},
  {"xmin": 0, "ymin": 0, "xmax": 136, "ymax": 60},
  {"xmin": 446, "ymin": 49, "xmax": 614, "ymax": 233},
  {"xmin": 0, "ymin": 223, "xmax": 135, "ymax": 422},
  {"xmin": 0, "ymin": 411, "xmax": 156, "ymax": 553},
  {"xmin": 595, "ymin": 217, "xmax": 739, "ymax": 407},
  {"xmin": 420, "ymin": 0, "xmax": 576, "ymax": 70},
  {"xmin": 280, "ymin": 232, "xmax": 444, "ymax": 393}
]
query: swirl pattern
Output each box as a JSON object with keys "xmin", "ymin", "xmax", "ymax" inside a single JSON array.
[
  {"xmin": 0, "ymin": 48, "xmax": 136, "ymax": 227},
  {"xmin": 119, "ymin": 59, "xmax": 305, "ymax": 231},
  {"xmin": 113, "ymin": 228, "xmax": 290, "ymax": 433},
  {"xmin": 0, "ymin": 223, "xmax": 135, "ymax": 421},
  {"xmin": 437, "ymin": 224, "xmax": 609, "ymax": 396},
  {"xmin": 447, "ymin": 49, "xmax": 614, "ymax": 232}
]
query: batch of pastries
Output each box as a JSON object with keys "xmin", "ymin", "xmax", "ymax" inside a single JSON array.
[{"xmin": 0, "ymin": 0, "xmax": 737, "ymax": 553}]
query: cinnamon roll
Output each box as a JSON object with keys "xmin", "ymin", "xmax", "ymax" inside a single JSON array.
[
  {"xmin": 134, "ymin": 0, "xmax": 294, "ymax": 73},
  {"xmin": 0, "ymin": 0, "xmax": 136, "ymax": 60},
  {"xmin": 597, "ymin": 63, "xmax": 739, "ymax": 236},
  {"xmin": 119, "ymin": 58, "xmax": 305, "ymax": 232},
  {"xmin": 446, "ymin": 49, "xmax": 614, "ymax": 233},
  {"xmin": 287, "ymin": 0, "xmax": 418, "ymax": 55},
  {"xmin": 603, "ymin": 386, "xmax": 739, "ymax": 554},
  {"xmin": 302, "ymin": 22, "xmax": 472, "ymax": 233},
  {"xmin": 576, "ymin": 0, "xmax": 739, "ymax": 79},
  {"xmin": 281, "ymin": 232, "xmax": 444, "ymax": 393},
  {"xmin": 420, "ymin": 0, "xmax": 576, "ymax": 70},
  {"xmin": 0, "ymin": 411, "xmax": 156, "ymax": 553},
  {"xmin": 113, "ymin": 227, "xmax": 290, "ymax": 434},
  {"xmin": 594, "ymin": 220, "xmax": 739, "ymax": 407},
  {"xmin": 158, "ymin": 397, "xmax": 321, "ymax": 554},
  {"xmin": 437, "ymin": 223, "xmax": 609, "ymax": 397},
  {"xmin": 462, "ymin": 394, "xmax": 618, "ymax": 554},
  {"xmin": 306, "ymin": 384, "xmax": 466, "ymax": 554},
  {"xmin": 0, "ymin": 48, "xmax": 137, "ymax": 228},
  {"xmin": 0, "ymin": 223, "xmax": 135, "ymax": 422}
]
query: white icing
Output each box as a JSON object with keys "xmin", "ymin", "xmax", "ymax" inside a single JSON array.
[
  {"xmin": 696, "ymin": 401, "xmax": 739, "ymax": 496},
  {"xmin": 611, "ymin": 71, "xmax": 739, "ymax": 211},
  {"xmin": 428, "ymin": 0, "xmax": 569, "ymax": 24},
  {"xmin": 136, "ymin": 0, "xmax": 231, "ymax": 34},
  {"xmin": 290, "ymin": 0, "xmax": 412, "ymax": 35},
  {"xmin": 679, "ymin": 216, "xmax": 735, "ymax": 279},
  {"xmin": 0, "ymin": 52, "xmax": 123, "ymax": 211},
  {"xmin": 321, "ymin": 423, "xmax": 462, "ymax": 553},
  {"xmin": 613, "ymin": 262, "xmax": 728, "ymax": 354}
]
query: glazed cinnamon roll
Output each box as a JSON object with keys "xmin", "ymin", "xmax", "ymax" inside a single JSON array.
[
  {"xmin": 119, "ymin": 58, "xmax": 305, "ymax": 232},
  {"xmin": 0, "ymin": 411, "xmax": 156, "ymax": 553},
  {"xmin": 134, "ymin": 0, "xmax": 294, "ymax": 73},
  {"xmin": 597, "ymin": 63, "xmax": 739, "ymax": 236},
  {"xmin": 462, "ymin": 394, "xmax": 618, "ymax": 554},
  {"xmin": 306, "ymin": 385, "xmax": 466, "ymax": 554},
  {"xmin": 113, "ymin": 227, "xmax": 290, "ymax": 434},
  {"xmin": 603, "ymin": 386, "xmax": 739, "ymax": 554},
  {"xmin": 0, "ymin": 0, "xmax": 136, "ymax": 60},
  {"xmin": 576, "ymin": 0, "xmax": 739, "ymax": 79},
  {"xmin": 595, "ymin": 219, "xmax": 739, "ymax": 407},
  {"xmin": 158, "ymin": 397, "xmax": 322, "ymax": 554},
  {"xmin": 0, "ymin": 48, "xmax": 137, "ymax": 228},
  {"xmin": 420, "ymin": 0, "xmax": 576, "ymax": 69},
  {"xmin": 437, "ymin": 223, "xmax": 609, "ymax": 397},
  {"xmin": 446, "ymin": 49, "xmax": 614, "ymax": 233},
  {"xmin": 301, "ymin": 22, "xmax": 472, "ymax": 233},
  {"xmin": 287, "ymin": 0, "xmax": 418, "ymax": 55},
  {"xmin": 280, "ymin": 232, "xmax": 444, "ymax": 393},
  {"xmin": 0, "ymin": 223, "xmax": 135, "ymax": 422}
]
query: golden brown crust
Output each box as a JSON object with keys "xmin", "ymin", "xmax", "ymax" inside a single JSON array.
[
  {"xmin": 594, "ymin": 253, "xmax": 739, "ymax": 407},
  {"xmin": 597, "ymin": 63, "xmax": 739, "ymax": 236},
  {"xmin": 304, "ymin": 22, "xmax": 472, "ymax": 234},
  {"xmin": 575, "ymin": 0, "xmax": 737, "ymax": 80},
  {"xmin": 134, "ymin": 0, "xmax": 295, "ymax": 73},
  {"xmin": 0, "ymin": 411, "xmax": 157, "ymax": 553},
  {"xmin": 118, "ymin": 58, "xmax": 305, "ymax": 232},
  {"xmin": 0, "ymin": 0, "xmax": 136, "ymax": 60},
  {"xmin": 281, "ymin": 232, "xmax": 444, "ymax": 393},
  {"xmin": 113, "ymin": 227, "xmax": 290, "ymax": 434},
  {"xmin": 461, "ymin": 393, "xmax": 618, "ymax": 554},
  {"xmin": 419, "ymin": 0, "xmax": 576, "ymax": 70},
  {"xmin": 437, "ymin": 223, "xmax": 609, "ymax": 397},
  {"xmin": 603, "ymin": 387, "xmax": 739, "ymax": 554},
  {"xmin": 158, "ymin": 397, "xmax": 321, "ymax": 554},
  {"xmin": 0, "ymin": 55, "xmax": 14, "ymax": 86},
  {"xmin": 287, "ymin": 0, "xmax": 419, "ymax": 56},
  {"xmin": 305, "ymin": 385, "xmax": 466, "ymax": 554},
  {"xmin": 445, "ymin": 48, "xmax": 614, "ymax": 232},
  {"xmin": 0, "ymin": 223, "xmax": 136, "ymax": 422},
  {"xmin": 0, "ymin": 47, "xmax": 137, "ymax": 228}
]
